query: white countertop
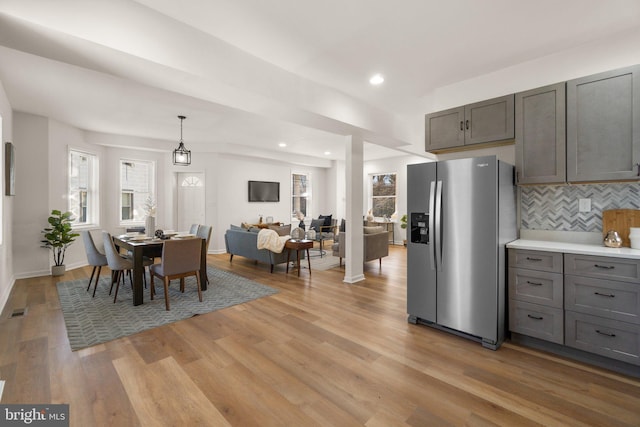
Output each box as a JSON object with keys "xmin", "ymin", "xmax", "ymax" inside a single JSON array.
[{"xmin": 507, "ymin": 239, "xmax": 640, "ymax": 259}]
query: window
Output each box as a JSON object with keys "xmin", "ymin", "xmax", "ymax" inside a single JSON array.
[
  {"xmin": 68, "ymin": 149, "xmax": 99, "ymax": 226},
  {"xmin": 121, "ymin": 191, "xmax": 134, "ymax": 220},
  {"xmin": 120, "ymin": 159, "xmax": 155, "ymax": 223},
  {"xmin": 291, "ymin": 172, "xmax": 311, "ymax": 221},
  {"xmin": 371, "ymin": 173, "xmax": 396, "ymax": 218}
]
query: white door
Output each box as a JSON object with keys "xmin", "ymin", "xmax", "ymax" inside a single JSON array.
[{"xmin": 177, "ymin": 172, "xmax": 205, "ymax": 232}]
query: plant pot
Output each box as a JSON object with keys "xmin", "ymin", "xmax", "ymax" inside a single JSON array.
[{"xmin": 51, "ymin": 265, "xmax": 66, "ymax": 276}]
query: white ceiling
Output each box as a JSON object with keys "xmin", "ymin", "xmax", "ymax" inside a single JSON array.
[{"xmin": 0, "ymin": 0, "xmax": 639, "ymax": 164}]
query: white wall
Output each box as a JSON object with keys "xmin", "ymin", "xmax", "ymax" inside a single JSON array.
[
  {"xmin": 214, "ymin": 153, "xmax": 327, "ymax": 252},
  {"xmin": 13, "ymin": 113, "xmax": 50, "ymax": 278},
  {"xmin": 427, "ymin": 28, "xmax": 640, "ymax": 112},
  {"xmin": 0, "ymin": 80, "xmax": 13, "ymax": 310}
]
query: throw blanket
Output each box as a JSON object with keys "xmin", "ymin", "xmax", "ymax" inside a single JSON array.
[{"xmin": 257, "ymin": 229, "xmax": 290, "ymax": 253}]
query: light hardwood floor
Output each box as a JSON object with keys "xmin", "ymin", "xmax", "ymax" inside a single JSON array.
[{"xmin": 1, "ymin": 246, "xmax": 639, "ymax": 426}]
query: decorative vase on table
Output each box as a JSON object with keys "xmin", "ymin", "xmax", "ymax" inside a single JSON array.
[{"xmin": 145, "ymin": 216, "xmax": 156, "ymax": 237}]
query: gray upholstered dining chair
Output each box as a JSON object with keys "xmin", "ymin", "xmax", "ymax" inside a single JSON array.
[
  {"xmin": 81, "ymin": 230, "xmax": 108, "ymax": 297},
  {"xmin": 102, "ymin": 231, "xmax": 134, "ymax": 303},
  {"xmin": 189, "ymin": 224, "xmax": 200, "ymax": 234},
  {"xmin": 149, "ymin": 238, "xmax": 203, "ymax": 311}
]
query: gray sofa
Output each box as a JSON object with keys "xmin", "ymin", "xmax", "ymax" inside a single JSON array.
[
  {"xmin": 224, "ymin": 227, "xmax": 299, "ymax": 273},
  {"xmin": 331, "ymin": 226, "xmax": 389, "ymax": 267}
]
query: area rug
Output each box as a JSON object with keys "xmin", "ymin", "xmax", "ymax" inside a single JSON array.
[
  {"xmin": 305, "ymin": 253, "xmax": 342, "ymax": 271},
  {"xmin": 57, "ymin": 265, "xmax": 278, "ymax": 351}
]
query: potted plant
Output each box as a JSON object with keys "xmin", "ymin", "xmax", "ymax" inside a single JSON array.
[
  {"xmin": 41, "ymin": 210, "xmax": 79, "ymax": 276},
  {"xmin": 400, "ymin": 214, "xmax": 408, "ymax": 246}
]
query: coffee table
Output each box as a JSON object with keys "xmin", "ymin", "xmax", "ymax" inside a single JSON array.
[{"xmin": 285, "ymin": 239, "xmax": 313, "ymax": 276}]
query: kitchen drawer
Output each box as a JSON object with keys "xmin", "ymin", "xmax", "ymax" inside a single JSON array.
[
  {"xmin": 564, "ymin": 254, "xmax": 640, "ymax": 284},
  {"xmin": 509, "ymin": 268, "xmax": 563, "ymax": 308},
  {"xmin": 565, "ymin": 275, "xmax": 640, "ymax": 324},
  {"xmin": 565, "ymin": 311, "xmax": 639, "ymax": 366},
  {"xmin": 509, "ymin": 300, "xmax": 563, "ymax": 344},
  {"xmin": 508, "ymin": 249, "xmax": 563, "ymax": 273}
]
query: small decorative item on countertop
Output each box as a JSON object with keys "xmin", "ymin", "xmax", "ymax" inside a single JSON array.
[
  {"xmin": 630, "ymin": 227, "xmax": 640, "ymax": 249},
  {"xmin": 603, "ymin": 230, "xmax": 623, "ymax": 248}
]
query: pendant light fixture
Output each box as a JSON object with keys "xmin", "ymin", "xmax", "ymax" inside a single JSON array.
[{"xmin": 173, "ymin": 115, "xmax": 191, "ymax": 166}]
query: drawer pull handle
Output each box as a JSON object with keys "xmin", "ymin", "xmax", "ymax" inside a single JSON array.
[
  {"xmin": 594, "ymin": 292, "xmax": 615, "ymax": 298},
  {"xmin": 596, "ymin": 330, "xmax": 616, "ymax": 338},
  {"xmin": 594, "ymin": 264, "xmax": 614, "ymax": 270},
  {"xmin": 526, "ymin": 257, "xmax": 542, "ymax": 261},
  {"xmin": 527, "ymin": 314, "xmax": 543, "ymax": 320},
  {"xmin": 526, "ymin": 281, "xmax": 543, "ymax": 286}
]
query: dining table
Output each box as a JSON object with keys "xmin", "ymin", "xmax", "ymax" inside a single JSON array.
[{"xmin": 113, "ymin": 234, "xmax": 208, "ymax": 306}]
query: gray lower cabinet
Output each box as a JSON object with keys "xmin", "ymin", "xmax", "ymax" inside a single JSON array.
[
  {"xmin": 515, "ymin": 83, "xmax": 566, "ymax": 184},
  {"xmin": 508, "ymin": 249, "xmax": 564, "ymax": 344},
  {"xmin": 564, "ymin": 253, "xmax": 640, "ymax": 365},
  {"xmin": 509, "ymin": 249, "xmax": 640, "ymax": 367},
  {"xmin": 567, "ymin": 65, "xmax": 640, "ymax": 182},
  {"xmin": 425, "ymin": 95, "xmax": 514, "ymax": 152}
]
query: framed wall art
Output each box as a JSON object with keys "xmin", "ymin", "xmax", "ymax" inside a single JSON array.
[{"xmin": 5, "ymin": 142, "xmax": 15, "ymax": 196}]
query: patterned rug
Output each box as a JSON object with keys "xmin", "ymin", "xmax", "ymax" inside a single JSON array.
[
  {"xmin": 305, "ymin": 253, "xmax": 342, "ymax": 271},
  {"xmin": 57, "ymin": 265, "xmax": 278, "ymax": 351}
]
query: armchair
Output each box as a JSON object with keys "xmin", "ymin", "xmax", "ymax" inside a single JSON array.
[
  {"xmin": 308, "ymin": 216, "xmax": 337, "ymax": 257},
  {"xmin": 331, "ymin": 226, "xmax": 389, "ymax": 267}
]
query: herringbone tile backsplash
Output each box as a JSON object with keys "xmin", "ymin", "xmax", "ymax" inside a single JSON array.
[{"xmin": 521, "ymin": 183, "xmax": 640, "ymax": 232}]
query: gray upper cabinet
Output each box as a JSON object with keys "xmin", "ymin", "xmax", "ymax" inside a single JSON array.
[
  {"xmin": 425, "ymin": 95, "xmax": 514, "ymax": 152},
  {"xmin": 424, "ymin": 106, "xmax": 465, "ymax": 151},
  {"xmin": 567, "ymin": 65, "xmax": 640, "ymax": 182},
  {"xmin": 515, "ymin": 83, "xmax": 566, "ymax": 185}
]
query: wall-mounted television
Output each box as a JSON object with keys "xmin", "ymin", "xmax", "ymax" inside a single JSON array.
[{"xmin": 248, "ymin": 180, "xmax": 280, "ymax": 202}]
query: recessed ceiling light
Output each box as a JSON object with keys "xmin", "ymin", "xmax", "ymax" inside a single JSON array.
[
  {"xmin": 369, "ymin": 73, "xmax": 384, "ymax": 85},
  {"xmin": 324, "ymin": 151, "xmax": 331, "ymax": 155},
  {"xmin": 278, "ymin": 142, "xmax": 287, "ymax": 147}
]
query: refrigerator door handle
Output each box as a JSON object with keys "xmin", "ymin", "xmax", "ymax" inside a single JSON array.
[
  {"xmin": 434, "ymin": 180, "xmax": 443, "ymax": 271},
  {"xmin": 428, "ymin": 181, "xmax": 436, "ymax": 270}
]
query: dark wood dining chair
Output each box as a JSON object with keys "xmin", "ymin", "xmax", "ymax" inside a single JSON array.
[
  {"xmin": 196, "ymin": 224, "xmax": 212, "ymax": 283},
  {"xmin": 149, "ymin": 238, "xmax": 202, "ymax": 310}
]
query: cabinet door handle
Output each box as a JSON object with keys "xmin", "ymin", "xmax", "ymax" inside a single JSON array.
[
  {"xmin": 526, "ymin": 281, "xmax": 543, "ymax": 286},
  {"xmin": 460, "ymin": 121, "xmax": 464, "ymax": 131},
  {"xmin": 594, "ymin": 292, "xmax": 615, "ymax": 298},
  {"xmin": 636, "ymin": 162, "xmax": 640, "ymax": 176},
  {"xmin": 594, "ymin": 264, "xmax": 615, "ymax": 270},
  {"xmin": 526, "ymin": 257, "xmax": 542, "ymax": 261},
  {"xmin": 465, "ymin": 120, "xmax": 469, "ymax": 130},
  {"xmin": 527, "ymin": 314, "xmax": 543, "ymax": 320},
  {"xmin": 596, "ymin": 330, "xmax": 616, "ymax": 338}
]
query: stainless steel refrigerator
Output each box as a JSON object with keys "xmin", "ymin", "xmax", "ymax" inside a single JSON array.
[{"xmin": 407, "ymin": 156, "xmax": 516, "ymax": 349}]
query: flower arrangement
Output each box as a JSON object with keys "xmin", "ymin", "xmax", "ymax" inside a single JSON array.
[{"xmin": 143, "ymin": 196, "xmax": 156, "ymax": 218}]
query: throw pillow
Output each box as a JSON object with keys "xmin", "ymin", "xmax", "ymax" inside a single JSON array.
[
  {"xmin": 268, "ymin": 224, "xmax": 291, "ymax": 236},
  {"xmin": 310, "ymin": 219, "xmax": 324, "ymax": 231},
  {"xmin": 318, "ymin": 214, "xmax": 332, "ymax": 227}
]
